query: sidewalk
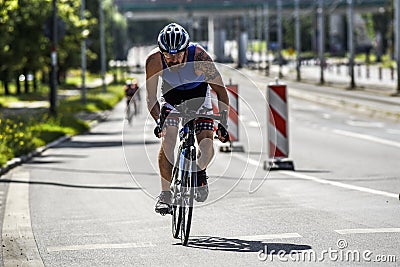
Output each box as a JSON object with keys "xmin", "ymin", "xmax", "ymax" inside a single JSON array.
[
  {"xmin": 282, "ymin": 63, "xmax": 398, "ymax": 96},
  {"xmin": 245, "ymin": 63, "xmax": 400, "ymax": 122}
]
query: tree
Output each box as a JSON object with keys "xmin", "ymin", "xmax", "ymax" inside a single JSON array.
[
  {"xmin": 86, "ymin": 0, "xmax": 128, "ymax": 73},
  {"xmin": 0, "ymin": 0, "xmax": 19, "ymax": 94}
]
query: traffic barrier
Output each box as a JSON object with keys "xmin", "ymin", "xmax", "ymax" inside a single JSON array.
[
  {"xmin": 264, "ymin": 79, "xmax": 295, "ymax": 170},
  {"xmin": 211, "ymin": 83, "xmax": 243, "ymax": 152}
]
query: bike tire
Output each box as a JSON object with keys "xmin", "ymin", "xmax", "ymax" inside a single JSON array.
[
  {"xmin": 180, "ymin": 189, "xmax": 193, "ymax": 246},
  {"xmin": 171, "ymin": 148, "xmax": 183, "ymax": 239},
  {"xmin": 172, "ymin": 204, "xmax": 181, "ymax": 239},
  {"xmin": 180, "ymin": 147, "xmax": 196, "ymax": 246}
]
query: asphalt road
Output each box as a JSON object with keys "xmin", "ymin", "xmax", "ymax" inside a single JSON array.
[{"xmin": 1, "ymin": 68, "xmax": 400, "ymax": 266}]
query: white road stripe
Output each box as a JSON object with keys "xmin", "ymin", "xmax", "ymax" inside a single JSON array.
[
  {"xmin": 231, "ymin": 154, "xmax": 399, "ymax": 199},
  {"xmin": 231, "ymin": 153, "xmax": 261, "ymax": 167},
  {"xmin": 345, "ymin": 120, "xmax": 384, "ymax": 128},
  {"xmin": 235, "ymin": 233, "xmax": 303, "ymax": 241},
  {"xmin": 281, "ymin": 171, "xmax": 398, "ymax": 199},
  {"xmin": 333, "ymin": 129, "xmax": 400, "ymax": 149},
  {"xmin": 335, "ymin": 228, "xmax": 400, "ymax": 235},
  {"xmin": 47, "ymin": 242, "xmax": 156, "ymax": 252},
  {"xmin": 387, "ymin": 129, "xmax": 400, "ymax": 135},
  {"xmin": 2, "ymin": 171, "xmax": 45, "ymax": 266}
]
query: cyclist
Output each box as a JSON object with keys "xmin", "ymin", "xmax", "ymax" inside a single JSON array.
[
  {"xmin": 124, "ymin": 79, "xmax": 140, "ymax": 123},
  {"xmin": 145, "ymin": 23, "xmax": 230, "ymax": 215}
]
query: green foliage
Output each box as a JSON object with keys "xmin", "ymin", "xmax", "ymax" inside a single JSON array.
[
  {"xmin": 0, "ymin": 117, "xmax": 37, "ymax": 164},
  {"xmin": 0, "ymin": 0, "xmax": 128, "ymax": 92},
  {"xmin": 0, "ymin": 78, "xmax": 126, "ymax": 168}
]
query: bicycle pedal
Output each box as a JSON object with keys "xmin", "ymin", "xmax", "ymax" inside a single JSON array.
[{"xmin": 159, "ymin": 207, "xmax": 172, "ymax": 216}]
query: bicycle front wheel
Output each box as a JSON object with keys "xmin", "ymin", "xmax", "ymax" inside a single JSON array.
[
  {"xmin": 180, "ymin": 147, "xmax": 196, "ymax": 246},
  {"xmin": 171, "ymin": 156, "xmax": 182, "ymax": 239},
  {"xmin": 172, "ymin": 204, "xmax": 181, "ymax": 239},
  {"xmin": 180, "ymin": 188, "xmax": 193, "ymax": 246}
]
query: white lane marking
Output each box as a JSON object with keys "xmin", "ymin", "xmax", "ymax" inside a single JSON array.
[
  {"xmin": 2, "ymin": 171, "xmax": 45, "ymax": 266},
  {"xmin": 231, "ymin": 153, "xmax": 261, "ymax": 167},
  {"xmin": 345, "ymin": 120, "xmax": 384, "ymax": 128},
  {"xmin": 47, "ymin": 242, "xmax": 156, "ymax": 252},
  {"xmin": 335, "ymin": 228, "xmax": 400, "ymax": 235},
  {"xmin": 387, "ymin": 129, "xmax": 400, "ymax": 135},
  {"xmin": 231, "ymin": 154, "xmax": 399, "ymax": 199},
  {"xmin": 236, "ymin": 233, "xmax": 303, "ymax": 241},
  {"xmin": 322, "ymin": 113, "xmax": 331, "ymax": 119},
  {"xmin": 281, "ymin": 171, "xmax": 398, "ymax": 199},
  {"xmin": 333, "ymin": 129, "xmax": 400, "ymax": 149}
]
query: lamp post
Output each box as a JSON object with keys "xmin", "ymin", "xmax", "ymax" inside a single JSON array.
[
  {"xmin": 99, "ymin": 0, "xmax": 106, "ymax": 92},
  {"xmin": 81, "ymin": 0, "xmax": 87, "ymax": 104},
  {"xmin": 318, "ymin": 0, "xmax": 325, "ymax": 84},
  {"xmin": 347, "ymin": 0, "xmax": 355, "ymax": 89},
  {"xmin": 50, "ymin": 0, "xmax": 58, "ymax": 115},
  {"xmin": 395, "ymin": 0, "xmax": 400, "ymax": 95},
  {"xmin": 277, "ymin": 0, "xmax": 283, "ymax": 78},
  {"xmin": 295, "ymin": 0, "xmax": 301, "ymax": 81}
]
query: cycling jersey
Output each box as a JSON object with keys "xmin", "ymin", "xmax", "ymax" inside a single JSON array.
[{"xmin": 160, "ymin": 43, "xmax": 208, "ymax": 109}]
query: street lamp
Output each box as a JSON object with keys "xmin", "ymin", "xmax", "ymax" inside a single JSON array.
[
  {"xmin": 347, "ymin": 0, "xmax": 355, "ymax": 89},
  {"xmin": 395, "ymin": 0, "xmax": 400, "ymax": 95},
  {"xmin": 317, "ymin": 0, "xmax": 325, "ymax": 85},
  {"xmin": 50, "ymin": 0, "xmax": 58, "ymax": 115},
  {"xmin": 81, "ymin": 0, "xmax": 87, "ymax": 104}
]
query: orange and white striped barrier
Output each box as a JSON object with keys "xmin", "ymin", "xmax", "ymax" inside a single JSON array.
[
  {"xmin": 265, "ymin": 80, "xmax": 295, "ymax": 170},
  {"xmin": 211, "ymin": 84, "xmax": 243, "ymax": 152}
]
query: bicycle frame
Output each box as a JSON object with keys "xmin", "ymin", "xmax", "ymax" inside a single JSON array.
[
  {"xmin": 161, "ymin": 104, "xmax": 227, "ymax": 246},
  {"xmin": 171, "ymin": 118, "xmax": 197, "ymax": 246}
]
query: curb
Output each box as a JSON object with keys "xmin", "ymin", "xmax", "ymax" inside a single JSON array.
[{"xmin": 0, "ymin": 135, "xmax": 71, "ymax": 177}]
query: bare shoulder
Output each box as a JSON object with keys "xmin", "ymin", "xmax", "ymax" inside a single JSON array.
[
  {"xmin": 145, "ymin": 48, "xmax": 162, "ymax": 77},
  {"xmin": 194, "ymin": 45, "xmax": 213, "ymax": 62}
]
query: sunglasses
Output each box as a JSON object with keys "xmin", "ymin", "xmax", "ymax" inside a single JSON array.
[{"xmin": 163, "ymin": 51, "xmax": 185, "ymax": 59}]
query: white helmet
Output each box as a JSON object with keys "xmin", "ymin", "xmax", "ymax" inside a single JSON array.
[{"xmin": 157, "ymin": 23, "xmax": 190, "ymax": 54}]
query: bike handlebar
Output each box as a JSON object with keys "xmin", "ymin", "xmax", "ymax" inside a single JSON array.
[{"xmin": 159, "ymin": 106, "xmax": 228, "ymax": 130}]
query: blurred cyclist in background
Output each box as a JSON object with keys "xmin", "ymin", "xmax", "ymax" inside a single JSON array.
[{"xmin": 124, "ymin": 79, "xmax": 140, "ymax": 124}]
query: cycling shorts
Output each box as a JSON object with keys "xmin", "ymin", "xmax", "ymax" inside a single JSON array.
[{"xmin": 164, "ymin": 117, "xmax": 214, "ymax": 133}]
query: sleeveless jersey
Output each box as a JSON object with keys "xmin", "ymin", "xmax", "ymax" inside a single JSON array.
[{"xmin": 161, "ymin": 43, "xmax": 208, "ymax": 108}]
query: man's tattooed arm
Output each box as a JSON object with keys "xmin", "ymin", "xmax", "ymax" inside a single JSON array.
[
  {"xmin": 194, "ymin": 49, "xmax": 220, "ymax": 82},
  {"xmin": 194, "ymin": 46, "xmax": 229, "ymax": 114}
]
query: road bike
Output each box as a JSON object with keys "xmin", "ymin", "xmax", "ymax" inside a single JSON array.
[
  {"xmin": 160, "ymin": 104, "xmax": 227, "ymax": 246},
  {"xmin": 126, "ymin": 94, "xmax": 141, "ymax": 125}
]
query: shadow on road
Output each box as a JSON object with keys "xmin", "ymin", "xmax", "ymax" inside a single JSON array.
[
  {"xmin": 54, "ymin": 140, "xmax": 159, "ymax": 148},
  {"xmin": 24, "ymin": 165, "xmax": 159, "ymax": 178},
  {"xmin": 293, "ymin": 169, "xmax": 331, "ymax": 174},
  {"xmin": 186, "ymin": 236, "xmax": 311, "ymax": 253},
  {"xmin": 87, "ymin": 131, "xmax": 123, "ymax": 136},
  {"xmin": 38, "ymin": 154, "xmax": 88, "ymax": 158},
  {"xmin": 0, "ymin": 179, "xmax": 141, "ymax": 191}
]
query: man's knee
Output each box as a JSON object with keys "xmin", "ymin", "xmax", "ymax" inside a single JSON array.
[
  {"xmin": 160, "ymin": 126, "xmax": 178, "ymax": 164},
  {"xmin": 162, "ymin": 127, "xmax": 177, "ymax": 148},
  {"xmin": 197, "ymin": 131, "xmax": 215, "ymax": 156}
]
